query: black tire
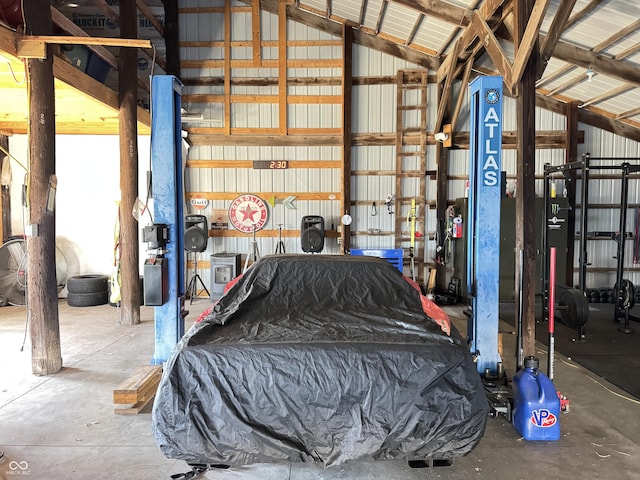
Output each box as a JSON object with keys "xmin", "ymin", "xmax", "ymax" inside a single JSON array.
[
  {"xmin": 66, "ymin": 274, "xmax": 109, "ymax": 294},
  {"xmin": 67, "ymin": 291, "xmax": 109, "ymax": 307}
]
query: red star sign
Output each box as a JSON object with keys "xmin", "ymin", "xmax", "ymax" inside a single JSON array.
[{"xmin": 239, "ymin": 204, "xmax": 257, "ymax": 222}]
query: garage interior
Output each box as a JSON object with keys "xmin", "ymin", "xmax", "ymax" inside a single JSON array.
[{"xmin": 2, "ymin": 0, "xmax": 640, "ymax": 479}]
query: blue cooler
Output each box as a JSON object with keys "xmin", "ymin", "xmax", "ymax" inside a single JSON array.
[{"xmin": 512, "ymin": 356, "xmax": 561, "ymax": 441}]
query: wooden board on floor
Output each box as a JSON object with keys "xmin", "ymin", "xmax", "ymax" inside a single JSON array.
[{"xmin": 113, "ymin": 365, "xmax": 162, "ymax": 415}]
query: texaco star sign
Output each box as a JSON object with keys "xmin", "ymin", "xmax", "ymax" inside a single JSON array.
[{"xmin": 228, "ymin": 194, "xmax": 269, "ymax": 233}]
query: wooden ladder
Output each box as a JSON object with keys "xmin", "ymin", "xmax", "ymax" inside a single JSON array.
[{"xmin": 395, "ymin": 69, "xmax": 427, "ymax": 284}]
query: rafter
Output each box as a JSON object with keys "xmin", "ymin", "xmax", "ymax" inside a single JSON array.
[
  {"xmin": 510, "ymin": 0, "xmax": 550, "ymax": 89},
  {"xmin": 537, "ymin": 0, "xmax": 576, "ymax": 79},
  {"xmin": 405, "ymin": 13, "xmax": 424, "ymax": 46},
  {"xmin": 471, "ymin": 10, "xmax": 511, "ymax": 86},
  {"xmin": 564, "ymin": 0, "xmax": 604, "ymax": 30},
  {"xmin": 375, "ymin": 0, "xmax": 389, "ymax": 34},
  {"xmin": 437, "ymin": 0, "xmax": 506, "ymax": 84},
  {"xmin": 451, "ymin": 59, "xmax": 474, "ymax": 130},
  {"xmin": 536, "ymin": 64, "xmax": 575, "ymax": 88},
  {"xmin": 550, "ymin": 39, "xmax": 640, "ymax": 87},
  {"xmin": 578, "ymin": 84, "xmax": 635, "ymax": 109},
  {"xmin": 544, "ymin": 71, "xmax": 588, "ymax": 97},
  {"xmin": 616, "ymin": 106, "xmax": 640, "ymax": 121},
  {"xmin": 389, "ymin": 0, "xmax": 472, "ymax": 26}
]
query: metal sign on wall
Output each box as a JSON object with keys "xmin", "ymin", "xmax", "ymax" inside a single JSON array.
[{"xmin": 228, "ymin": 194, "xmax": 269, "ymax": 233}]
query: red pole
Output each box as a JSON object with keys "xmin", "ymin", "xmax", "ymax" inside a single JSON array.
[{"xmin": 548, "ymin": 247, "xmax": 556, "ymax": 380}]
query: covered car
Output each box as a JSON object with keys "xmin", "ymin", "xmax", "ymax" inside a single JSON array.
[{"xmin": 152, "ymin": 254, "xmax": 488, "ymax": 468}]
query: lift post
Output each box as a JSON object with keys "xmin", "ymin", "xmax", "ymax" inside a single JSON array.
[
  {"xmin": 466, "ymin": 76, "xmax": 503, "ymax": 375},
  {"xmin": 150, "ymin": 75, "xmax": 187, "ymax": 365}
]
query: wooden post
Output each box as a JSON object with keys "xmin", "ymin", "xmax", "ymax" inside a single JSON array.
[
  {"xmin": 0, "ymin": 135, "xmax": 10, "ymax": 243},
  {"xmin": 514, "ymin": 0, "xmax": 538, "ymax": 358},
  {"xmin": 341, "ymin": 24, "xmax": 353, "ymax": 252},
  {"xmin": 435, "ymin": 81, "xmax": 449, "ymax": 291},
  {"xmin": 119, "ymin": 0, "xmax": 141, "ymax": 325},
  {"xmin": 24, "ymin": 0, "xmax": 62, "ymax": 375},
  {"xmin": 162, "ymin": 0, "xmax": 180, "ymax": 77}
]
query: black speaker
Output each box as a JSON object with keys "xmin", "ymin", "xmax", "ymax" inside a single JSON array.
[
  {"xmin": 301, "ymin": 215, "xmax": 325, "ymax": 253},
  {"xmin": 185, "ymin": 214, "xmax": 208, "ymax": 252}
]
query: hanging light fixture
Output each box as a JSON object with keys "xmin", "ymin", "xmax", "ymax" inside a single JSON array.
[{"xmin": 586, "ymin": 67, "xmax": 595, "ymax": 82}]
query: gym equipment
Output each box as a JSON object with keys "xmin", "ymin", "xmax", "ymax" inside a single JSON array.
[{"xmin": 545, "ymin": 155, "xmax": 640, "ymax": 335}]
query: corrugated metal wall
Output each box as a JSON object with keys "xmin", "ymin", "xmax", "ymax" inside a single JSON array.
[{"xmin": 179, "ymin": 0, "xmax": 640, "ymax": 294}]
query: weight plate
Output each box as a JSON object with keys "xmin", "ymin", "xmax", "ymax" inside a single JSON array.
[
  {"xmin": 614, "ymin": 279, "xmax": 635, "ymax": 309},
  {"xmin": 557, "ymin": 288, "xmax": 589, "ymax": 328}
]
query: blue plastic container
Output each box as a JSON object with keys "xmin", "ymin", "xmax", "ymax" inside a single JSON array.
[{"xmin": 512, "ymin": 356, "xmax": 561, "ymax": 441}]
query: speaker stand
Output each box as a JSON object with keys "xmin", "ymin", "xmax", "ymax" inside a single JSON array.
[
  {"xmin": 187, "ymin": 253, "xmax": 210, "ymax": 304},
  {"xmin": 275, "ymin": 224, "xmax": 285, "ymax": 254},
  {"xmin": 243, "ymin": 225, "xmax": 261, "ymax": 273}
]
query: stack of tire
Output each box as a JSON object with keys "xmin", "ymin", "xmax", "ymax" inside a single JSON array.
[{"xmin": 66, "ymin": 274, "xmax": 109, "ymax": 307}]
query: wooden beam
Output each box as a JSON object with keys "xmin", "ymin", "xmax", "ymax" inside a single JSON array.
[
  {"xmin": 471, "ymin": 10, "xmax": 512, "ymax": 87},
  {"xmin": 239, "ymin": 0, "xmax": 440, "ymax": 70},
  {"xmin": 451, "ymin": 59, "xmax": 473, "ymax": 130},
  {"xmin": 162, "ymin": 0, "xmax": 180, "ymax": 77},
  {"xmin": 536, "ymin": 93, "xmax": 640, "ymax": 143},
  {"xmin": 548, "ymin": 38, "xmax": 640, "ymax": 87},
  {"xmin": 224, "ymin": 0, "xmax": 231, "ymax": 135},
  {"xmin": 186, "ymin": 160, "xmax": 341, "ymax": 168},
  {"xmin": 251, "ymin": 0, "xmax": 261, "ymax": 65},
  {"xmin": 341, "ymin": 25, "xmax": 353, "ymax": 252},
  {"xmin": 118, "ymin": 0, "xmax": 141, "ymax": 326},
  {"xmin": 537, "ymin": 0, "xmax": 576, "ymax": 79},
  {"xmin": 510, "ymin": 0, "xmax": 551, "ymax": 88},
  {"xmin": 136, "ymin": 0, "xmax": 164, "ymax": 36},
  {"xmin": 434, "ymin": 39, "xmax": 461, "ymax": 135},
  {"xmin": 514, "ymin": 0, "xmax": 538, "ymax": 361},
  {"xmin": 278, "ymin": 0, "xmax": 287, "ymax": 134},
  {"xmin": 389, "ymin": 0, "xmax": 472, "ymax": 26},
  {"xmin": 579, "ymin": 84, "xmax": 635, "ymax": 109},
  {"xmin": 564, "ymin": 0, "xmax": 603, "ymax": 30},
  {"xmin": 19, "ymin": 35, "xmax": 151, "ymax": 50},
  {"xmin": 187, "ymin": 192, "xmax": 341, "ymax": 201},
  {"xmin": 24, "ymin": 0, "xmax": 62, "ymax": 376},
  {"xmin": 437, "ymin": 0, "xmax": 506, "ymax": 83},
  {"xmin": 50, "ymin": 6, "xmax": 117, "ymax": 68},
  {"xmin": 435, "ymin": 80, "xmax": 449, "ymax": 290},
  {"xmin": 616, "ymin": 106, "xmax": 640, "ymax": 121},
  {"xmin": 374, "ymin": 0, "xmax": 389, "ymax": 34},
  {"xmin": 187, "ymin": 134, "xmax": 343, "ymax": 147},
  {"xmin": 95, "ymin": 0, "xmax": 120, "ymax": 23}
]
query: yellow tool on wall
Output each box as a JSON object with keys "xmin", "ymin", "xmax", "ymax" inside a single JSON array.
[{"xmin": 407, "ymin": 198, "xmax": 417, "ymax": 281}]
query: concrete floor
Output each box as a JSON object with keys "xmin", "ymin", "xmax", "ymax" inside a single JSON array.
[{"xmin": 1, "ymin": 301, "xmax": 640, "ymax": 480}]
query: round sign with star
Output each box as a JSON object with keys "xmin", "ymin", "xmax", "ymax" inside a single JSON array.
[{"xmin": 228, "ymin": 194, "xmax": 269, "ymax": 233}]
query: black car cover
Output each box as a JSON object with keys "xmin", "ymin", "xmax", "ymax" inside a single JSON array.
[{"xmin": 152, "ymin": 254, "xmax": 488, "ymax": 468}]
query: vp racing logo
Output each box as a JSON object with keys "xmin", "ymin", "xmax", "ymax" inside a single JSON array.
[{"xmin": 530, "ymin": 408, "xmax": 557, "ymax": 428}]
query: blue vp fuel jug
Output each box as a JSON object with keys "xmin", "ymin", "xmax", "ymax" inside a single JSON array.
[{"xmin": 512, "ymin": 356, "xmax": 561, "ymax": 441}]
